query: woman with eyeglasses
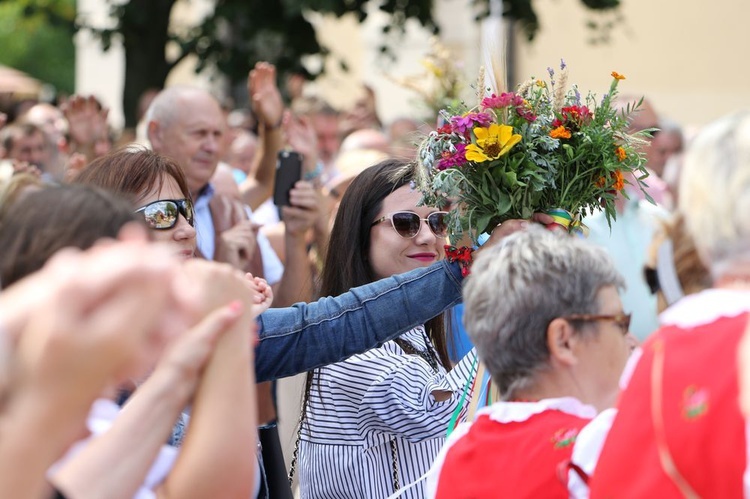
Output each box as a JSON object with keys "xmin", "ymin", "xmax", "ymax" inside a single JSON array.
[
  {"xmin": 74, "ymin": 146, "xmax": 197, "ymax": 260},
  {"xmin": 295, "ymin": 159, "xmax": 478, "ymax": 499},
  {"xmin": 425, "ymin": 227, "xmax": 637, "ymax": 499}
]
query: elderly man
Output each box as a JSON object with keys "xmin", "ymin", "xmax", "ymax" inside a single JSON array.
[{"xmin": 146, "ymin": 64, "xmax": 313, "ymax": 309}]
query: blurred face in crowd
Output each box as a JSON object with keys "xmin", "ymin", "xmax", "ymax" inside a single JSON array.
[
  {"xmin": 227, "ymin": 132, "xmax": 258, "ymax": 175},
  {"xmin": 368, "ymin": 184, "xmax": 447, "ymax": 280},
  {"xmin": 651, "ymin": 129, "xmax": 683, "ymax": 170},
  {"xmin": 9, "ymin": 130, "xmax": 48, "ymax": 168},
  {"xmin": 135, "ymin": 173, "xmax": 197, "ymax": 260},
  {"xmin": 312, "ymin": 113, "xmax": 340, "ymax": 167},
  {"xmin": 150, "ymin": 91, "xmax": 226, "ymax": 194}
]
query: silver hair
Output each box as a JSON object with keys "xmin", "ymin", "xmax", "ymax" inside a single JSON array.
[
  {"xmin": 679, "ymin": 111, "xmax": 750, "ymax": 278},
  {"xmin": 462, "ymin": 227, "xmax": 625, "ymax": 399},
  {"xmin": 145, "ymin": 86, "xmax": 213, "ymax": 130}
]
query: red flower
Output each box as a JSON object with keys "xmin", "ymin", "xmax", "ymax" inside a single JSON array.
[{"xmin": 437, "ymin": 124, "xmax": 453, "ymax": 135}]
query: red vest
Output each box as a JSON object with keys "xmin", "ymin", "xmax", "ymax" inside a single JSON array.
[
  {"xmin": 590, "ymin": 313, "xmax": 748, "ymax": 498},
  {"xmin": 434, "ymin": 409, "xmax": 591, "ymax": 498}
]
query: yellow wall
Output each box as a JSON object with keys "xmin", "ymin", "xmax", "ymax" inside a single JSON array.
[{"xmin": 514, "ymin": 0, "xmax": 750, "ymax": 128}]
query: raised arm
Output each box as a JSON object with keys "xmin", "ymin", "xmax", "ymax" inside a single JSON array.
[
  {"xmin": 255, "ymin": 259, "xmax": 463, "ymax": 381},
  {"xmin": 240, "ymin": 62, "xmax": 284, "ymax": 210},
  {"xmin": 157, "ymin": 260, "xmax": 258, "ymax": 499},
  {"xmin": 254, "ymin": 216, "xmax": 549, "ymax": 382}
]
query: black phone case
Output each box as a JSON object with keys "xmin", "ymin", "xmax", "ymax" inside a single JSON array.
[{"xmin": 273, "ymin": 150, "xmax": 302, "ymax": 206}]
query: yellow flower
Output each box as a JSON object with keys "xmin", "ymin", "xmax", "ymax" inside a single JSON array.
[
  {"xmin": 550, "ymin": 126, "xmax": 572, "ymax": 139},
  {"xmin": 611, "ymin": 71, "xmax": 626, "ymax": 80},
  {"xmin": 421, "ymin": 59, "xmax": 444, "ymax": 78},
  {"xmin": 536, "ymin": 80, "xmax": 547, "ymax": 88},
  {"xmin": 465, "ymin": 124, "xmax": 522, "ymax": 162},
  {"xmin": 615, "ymin": 146, "xmax": 627, "ymax": 161}
]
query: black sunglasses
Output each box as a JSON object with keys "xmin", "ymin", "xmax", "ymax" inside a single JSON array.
[
  {"xmin": 135, "ymin": 199, "xmax": 194, "ymax": 230},
  {"xmin": 371, "ymin": 211, "xmax": 449, "ymax": 239}
]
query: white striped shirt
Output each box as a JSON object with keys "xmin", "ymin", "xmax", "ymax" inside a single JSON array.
[{"xmin": 298, "ymin": 326, "xmax": 476, "ymax": 499}]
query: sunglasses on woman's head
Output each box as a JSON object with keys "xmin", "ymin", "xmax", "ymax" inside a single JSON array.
[
  {"xmin": 371, "ymin": 211, "xmax": 449, "ymax": 239},
  {"xmin": 135, "ymin": 199, "xmax": 194, "ymax": 230}
]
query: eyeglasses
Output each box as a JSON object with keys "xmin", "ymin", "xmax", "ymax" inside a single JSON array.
[
  {"xmin": 371, "ymin": 211, "xmax": 449, "ymax": 239},
  {"xmin": 135, "ymin": 199, "xmax": 194, "ymax": 230},
  {"xmin": 561, "ymin": 313, "xmax": 632, "ymax": 334}
]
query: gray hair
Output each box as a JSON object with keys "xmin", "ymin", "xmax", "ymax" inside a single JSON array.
[
  {"xmin": 145, "ymin": 86, "xmax": 214, "ymax": 130},
  {"xmin": 679, "ymin": 111, "xmax": 750, "ymax": 278},
  {"xmin": 463, "ymin": 227, "xmax": 625, "ymax": 398}
]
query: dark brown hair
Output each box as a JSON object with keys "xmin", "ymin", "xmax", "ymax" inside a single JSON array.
[
  {"xmin": 303, "ymin": 160, "xmax": 451, "ymax": 416},
  {"xmin": 74, "ymin": 146, "xmax": 191, "ymax": 205},
  {"xmin": 0, "ymin": 184, "xmax": 140, "ymax": 287}
]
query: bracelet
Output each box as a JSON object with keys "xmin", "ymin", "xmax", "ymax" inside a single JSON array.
[
  {"xmin": 303, "ymin": 161, "xmax": 324, "ymax": 182},
  {"xmin": 444, "ymin": 245, "xmax": 474, "ymax": 277}
]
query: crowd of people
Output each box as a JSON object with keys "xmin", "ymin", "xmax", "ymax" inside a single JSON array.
[{"xmin": 1, "ymin": 56, "xmax": 750, "ymax": 499}]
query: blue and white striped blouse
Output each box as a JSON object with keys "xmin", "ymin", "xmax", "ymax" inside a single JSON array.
[{"xmin": 298, "ymin": 326, "xmax": 476, "ymax": 499}]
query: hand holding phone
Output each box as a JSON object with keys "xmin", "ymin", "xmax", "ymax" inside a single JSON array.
[{"xmin": 273, "ymin": 150, "xmax": 302, "ymax": 207}]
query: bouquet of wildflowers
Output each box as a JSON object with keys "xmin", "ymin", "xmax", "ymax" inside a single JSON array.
[{"xmin": 416, "ymin": 61, "xmax": 651, "ymax": 242}]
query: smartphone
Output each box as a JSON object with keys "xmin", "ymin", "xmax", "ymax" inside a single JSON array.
[{"xmin": 273, "ymin": 150, "xmax": 302, "ymax": 207}]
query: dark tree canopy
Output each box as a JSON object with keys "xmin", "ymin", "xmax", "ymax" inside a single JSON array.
[{"xmin": 11, "ymin": 0, "xmax": 622, "ymax": 127}]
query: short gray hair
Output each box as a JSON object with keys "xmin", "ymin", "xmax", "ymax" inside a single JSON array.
[
  {"xmin": 463, "ymin": 227, "xmax": 625, "ymax": 398},
  {"xmin": 145, "ymin": 86, "xmax": 212, "ymax": 130},
  {"xmin": 679, "ymin": 111, "xmax": 750, "ymax": 278}
]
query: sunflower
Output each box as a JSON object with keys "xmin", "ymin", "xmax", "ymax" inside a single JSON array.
[{"xmin": 465, "ymin": 124, "xmax": 522, "ymax": 162}]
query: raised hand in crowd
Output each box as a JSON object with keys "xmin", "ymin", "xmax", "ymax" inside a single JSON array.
[
  {"xmin": 62, "ymin": 95, "xmax": 109, "ymax": 162},
  {"xmin": 51, "ymin": 258, "xmax": 260, "ymax": 499},
  {"xmin": 283, "ymin": 112, "xmax": 319, "ymax": 177},
  {"xmin": 216, "ymin": 219, "xmax": 261, "ymax": 271},
  {"xmin": 63, "ymin": 152, "xmax": 89, "ymax": 182},
  {"xmin": 166, "ymin": 258, "xmax": 258, "ymax": 498},
  {"xmin": 0, "ymin": 232, "xmax": 190, "ymax": 499},
  {"xmin": 241, "ymin": 62, "xmax": 285, "ymax": 211},
  {"xmin": 250, "ymin": 62, "xmax": 284, "ymax": 130}
]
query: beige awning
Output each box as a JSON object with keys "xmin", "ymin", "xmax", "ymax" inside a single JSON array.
[{"xmin": 0, "ymin": 65, "xmax": 42, "ymax": 97}]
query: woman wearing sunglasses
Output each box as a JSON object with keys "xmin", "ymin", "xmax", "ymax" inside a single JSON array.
[
  {"xmin": 74, "ymin": 147, "xmax": 197, "ymax": 260},
  {"xmin": 295, "ymin": 159, "xmax": 478, "ymax": 499}
]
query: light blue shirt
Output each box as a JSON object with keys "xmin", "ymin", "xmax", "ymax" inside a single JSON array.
[{"xmin": 584, "ymin": 200, "xmax": 668, "ymax": 341}]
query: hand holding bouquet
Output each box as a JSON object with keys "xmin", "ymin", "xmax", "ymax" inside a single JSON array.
[{"xmin": 416, "ymin": 61, "xmax": 652, "ymax": 242}]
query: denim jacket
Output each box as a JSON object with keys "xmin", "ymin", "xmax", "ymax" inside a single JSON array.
[{"xmin": 255, "ymin": 260, "xmax": 464, "ymax": 382}]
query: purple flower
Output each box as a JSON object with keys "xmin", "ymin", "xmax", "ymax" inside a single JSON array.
[
  {"xmin": 450, "ymin": 112, "xmax": 492, "ymax": 134},
  {"xmin": 437, "ymin": 143, "xmax": 467, "ymax": 170},
  {"xmin": 560, "ymin": 58, "xmax": 567, "ymax": 70}
]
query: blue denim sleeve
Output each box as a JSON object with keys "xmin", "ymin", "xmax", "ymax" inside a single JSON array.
[{"xmin": 254, "ymin": 260, "xmax": 464, "ymax": 382}]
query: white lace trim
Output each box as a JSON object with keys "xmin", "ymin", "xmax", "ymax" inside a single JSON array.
[
  {"xmin": 476, "ymin": 397, "xmax": 598, "ymax": 424},
  {"xmin": 659, "ymin": 288, "xmax": 750, "ymax": 328}
]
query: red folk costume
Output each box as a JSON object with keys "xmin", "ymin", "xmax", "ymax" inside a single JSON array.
[
  {"xmin": 590, "ymin": 289, "xmax": 750, "ymax": 498},
  {"xmin": 425, "ymin": 398, "xmax": 597, "ymax": 498}
]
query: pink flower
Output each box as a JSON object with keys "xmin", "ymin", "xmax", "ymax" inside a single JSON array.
[
  {"xmin": 516, "ymin": 106, "xmax": 537, "ymax": 123},
  {"xmin": 437, "ymin": 143, "xmax": 467, "ymax": 170},
  {"xmin": 481, "ymin": 92, "xmax": 524, "ymax": 109},
  {"xmin": 450, "ymin": 112, "xmax": 493, "ymax": 135}
]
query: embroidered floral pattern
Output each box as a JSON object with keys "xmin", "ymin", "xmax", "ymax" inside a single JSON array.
[
  {"xmin": 551, "ymin": 427, "xmax": 580, "ymax": 449},
  {"xmin": 682, "ymin": 385, "xmax": 709, "ymax": 420}
]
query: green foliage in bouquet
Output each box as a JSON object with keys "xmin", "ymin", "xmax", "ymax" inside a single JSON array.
[{"xmin": 415, "ymin": 61, "xmax": 652, "ymax": 243}]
